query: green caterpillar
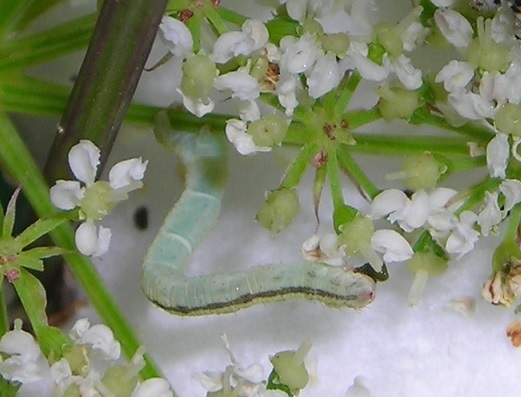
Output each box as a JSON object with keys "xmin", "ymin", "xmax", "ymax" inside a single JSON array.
[{"xmin": 141, "ymin": 128, "xmax": 375, "ymax": 316}]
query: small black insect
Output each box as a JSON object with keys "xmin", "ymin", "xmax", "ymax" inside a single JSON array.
[{"xmin": 133, "ymin": 206, "xmax": 149, "ymax": 230}]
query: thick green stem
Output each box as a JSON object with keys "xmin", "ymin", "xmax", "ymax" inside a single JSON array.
[
  {"xmin": 43, "ymin": 0, "xmax": 168, "ymax": 183},
  {"xmin": 0, "ymin": 111, "xmax": 164, "ymax": 381}
]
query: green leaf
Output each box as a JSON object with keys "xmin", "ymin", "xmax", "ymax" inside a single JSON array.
[
  {"xmin": 14, "ymin": 211, "xmax": 73, "ymax": 248},
  {"xmin": 2, "ymin": 186, "xmax": 21, "ymax": 239},
  {"xmin": 15, "ymin": 257, "xmax": 44, "ymax": 272},
  {"xmin": 12, "ymin": 268, "xmax": 48, "ymax": 335},
  {"xmin": 21, "ymin": 246, "xmax": 70, "ymax": 260},
  {"xmin": 37, "ymin": 325, "xmax": 72, "ymax": 361}
]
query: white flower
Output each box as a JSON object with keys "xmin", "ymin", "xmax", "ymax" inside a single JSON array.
[
  {"xmin": 307, "ymin": 52, "xmax": 342, "ymax": 98},
  {"xmin": 215, "ymin": 70, "xmax": 260, "ymax": 102},
  {"xmin": 159, "ymin": 16, "xmax": 193, "ymax": 58},
  {"xmin": 371, "ymin": 229, "xmax": 413, "ymax": 263},
  {"xmin": 302, "ymin": 233, "xmax": 344, "ymax": 266},
  {"xmin": 445, "ymin": 211, "xmax": 479, "ymax": 257},
  {"xmin": 225, "ymin": 119, "xmax": 271, "ymax": 155},
  {"xmin": 370, "ymin": 189, "xmax": 429, "ymax": 232},
  {"xmin": 132, "ymin": 378, "xmax": 173, "ymax": 397},
  {"xmin": 435, "ymin": 60, "xmax": 474, "ymax": 93},
  {"xmin": 280, "ymin": 0, "xmax": 336, "ymax": 22},
  {"xmin": 477, "ymin": 191, "xmax": 502, "ymax": 236},
  {"xmin": 49, "ymin": 140, "xmax": 147, "ymax": 256},
  {"xmin": 486, "ymin": 133, "xmax": 509, "ymax": 179},
  {"xmin": 0, "ymin": 324, "xmax": 48, "ymax": 384},
  {"xmin": 276, "ymin": 71, "xmax": 299, "ymax": 116},
  {"xmin": 426, "ymin": 187, "xmax": 458, "ymax": 233},
  {"xmin": 212, "ymin": 19, "xmax": 268, "ymax": 64},
  {"xmin": 500, "ymin": 179, "xmax": 521, "ymax": 212},
  {"xmin": 434, "ymin": 8, "xmax": 473, "ymax": 48},
  {"xmin": 179, "ymin": 92, "xmax": 215, "ymax": 117},
  {"xmin": 196, "ymin": 335, "xmax": 267, "ymax": 396},
  {"xmin": 385, "ymin": 54, "xmax": 423, "ymax": 90},
  {"xmin": 345, "ymin": 376, "xmax": 371, "ymax": 397},
  {"xmin": 69, "ymin": 318, "xmax": 121, "ymax": 361},
  {"xmin": 280, "ymin": 34, "xmax": 321, "ymax": 74},
  {"xmin": 348, "ymin": 42, "xmax": 389, "ymax": 82}
]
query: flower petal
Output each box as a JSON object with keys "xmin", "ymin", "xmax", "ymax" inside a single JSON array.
[
  {"xmin": 75, "ymin": 221, "xmax": 112, "ymax": 257},
  {"xmin": 225, "ymin": 119, "xmax": 271, "ymax": 155},
  {"xmin": 49, "ymin": 180, "xmax": 84, "ymax": 210},
  {"xmin": 486, "ymin": 133, "xmax": 509, "ymax": 179},
  {"xmin": 132, "ymin": 378, "xmax": 173, "ymax": 397},
  {"xmin": 68, "ymin": 140, "xmax": 100, "ymax": 186},
  {"xmin": 500, "ymin": 179, "xmax": 521, "ymax": 212},
  {"xmin": 159, "ymin": 16, "xmax": 193, "ymax": 58},
  {"xmin": 371, "ymin": 229, "xmax": 413, "ymax": 263},
  {"xmin": 108, "ymin": 157, "xmax": 148, "ymax": 192}
]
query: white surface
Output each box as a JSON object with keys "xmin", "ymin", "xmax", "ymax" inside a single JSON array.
[{"xmin": 29, "ymin": 1, "xmax": 521, "ymax": 396}]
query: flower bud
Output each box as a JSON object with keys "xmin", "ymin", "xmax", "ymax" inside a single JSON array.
[
  {"xmin": 180, "ymin": 54, "xmax": 216, "ymax": 99},
  {"xmin": 256, "ymin": 188, "xmax": 300, "ymax": 235},
  {"xmin": 248, "ymin": 114, "xmax": 288, "ymax": 147},
  {"xmin": 269, "ymin": 341, "xmax": 311, "ymax": 395},
  {"xmin": 495, "ymin": 103, "xmax": 521, "ymax": 137},
  {"xmin": 377, "ymin": 85, "xmax": 419, "ymax": 121},
  {"xmin": 401, "ymin": 152, "xmax": 444, "ymax": 190},
  {"xmin": 321, "ymin": 33, "xmax": 350, "ymax": 57},
  {"xmin": 466, "ymin": 17, "xmax": 509, "ymax": 72}
]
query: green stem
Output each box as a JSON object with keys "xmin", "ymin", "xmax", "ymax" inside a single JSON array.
[
  {"xmin": 280, "ymin": 143, "xmax": 318, "ymax": 189},
  {"xmin": 420, "ymin": 112, "xmax": 493, "ymax": 143},
  {"xmin": 334, "ymin": 71, "xmax": 362, "ymax": 117},
  {"xmin": 504, "ymin": 204, "xmax": 521, "ymax": 242},
  {"xmin": 0, "ymin": 282, "xmax": 9, "ymax": 337},
  {"xmin": 349, "ymin": 133, "xmax": 470, "ymax": 156},
  {"xmin": 454, "ymin": 178, "xmax": 500, "ymax": 214},
  {"xmin": 0, "ymin": 14, "xmax": 96, "ymax": 73},
  {"xmin": 43, "ymin": 0, "xmax": 168, "ymax": 183},
  {"xmin": 343, "ymin": 109, "xmax": 382, "ymax": 130},
  {"xmin": 0, "ymin": 111, "xmax": 164, "ymax": 381},
  {"xmin": 204, "ymin": 3, "xmax": 228, "ymax": 35},
  {"xmin": 336, "ymin": 146, "xmax": 380, "ymax": 200},
  {"xmin": 327, "ymin": 150, "xmax": 344, "ymax": 210}
]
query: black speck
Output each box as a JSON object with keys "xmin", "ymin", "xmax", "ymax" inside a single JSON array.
[{"xmin": 133, "ymin": 206, "xmax": 148, "ymax": 230}]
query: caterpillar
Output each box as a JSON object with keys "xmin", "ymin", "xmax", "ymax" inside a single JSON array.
[{"xmin": 141, "ymin": 128, "xmax": 375, "ymax": 316}]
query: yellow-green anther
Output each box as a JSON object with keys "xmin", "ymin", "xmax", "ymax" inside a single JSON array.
[
  {"xmin": 495, "ymin": 103, "xmax": 521, "ymax": 137},
  {"xmin": 377, "ymin": 85, "xmax": 419, "ymax": 121},
  {"xmin": 466, "ymin": 17, "xmax": 510, "ymax": 72}
]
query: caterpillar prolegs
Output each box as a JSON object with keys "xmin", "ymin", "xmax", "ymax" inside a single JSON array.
[{"xmin": 141, "ymin": 132, "xmax": 375, "ymax": 316}]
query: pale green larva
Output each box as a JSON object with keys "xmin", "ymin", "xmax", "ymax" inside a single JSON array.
[{"xmin": 141, "ymin": 130, "xmax": 375, "ymax": 316}]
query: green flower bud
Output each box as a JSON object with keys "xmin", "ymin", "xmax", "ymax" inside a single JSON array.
[
  {"xmin": 103, "ymin": 365, "xmax": 139, "ymax": 397},
  {"xmin": 256, "ymin": 188, "xmax": 300, "ymax": 235},
  {"xmin": 338, "ymin": 214, "xmax": 374, "ymax": 257},
  {"xmin": 321, "ymin": 33, "xmax": 350, "ymax": 57},
  {"xmin": 466, "ymin": 17, "xmax": 510, "ymax": 72},
  {"xmin": 495, "ymin": 103, "xmax": 521, "ymax": 137},
  {"xmin": 402, "ymin": 152, "xmax": 444, "ymax": 190},
  {"xmin": 250, "ymin": 57, "xmax": 269, "ymax": 82},
  {"xmin": 375, "ymin": 23, "xmax": 403, "ymax": 57},
  {"xmin": 377, "ymin": 86, "xmax": 419, "ymax": 121},
  {"xmin": 180, "ymin": 54, "xmax": 216, "ymax": 99},
  {"xmin": 300, "ymin": 19, "xmax": 324, "ymax": 36},
  {"xmin": 269, "ymin": 341, "xmax": 311, "ymax": 395},
  {"xmin": 248, "ymin": 114, "xmax": 288, "ymax": 147}
]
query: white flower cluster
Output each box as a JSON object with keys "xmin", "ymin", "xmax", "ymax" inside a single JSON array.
[
  {"xmin": 194, "ymin": 335, "xmax": 287, "ymax": 397},
  {"xmin": 0, "ymin": 319, "xmax": 172, "ymax": 397},
  {"xmin": 50, "ymin": 140, "xmax": 147, "ymax": 257}
]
